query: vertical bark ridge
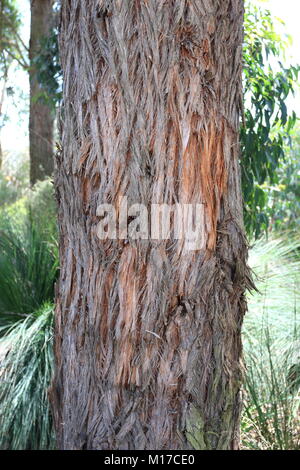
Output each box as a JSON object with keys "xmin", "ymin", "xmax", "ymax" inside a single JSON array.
[{"xmin": 50, "ymin": 0, "xmax": 251, "ymax": 450}]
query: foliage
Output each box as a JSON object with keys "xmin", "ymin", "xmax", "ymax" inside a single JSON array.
[
  {"xmin": 0, "ymin": 1, "xmax": 29, "ymax": 166},
  {"xmin": 0, "ymin": 303, "xmax": 55, "ymax": 450},
  {"xmin": 242, "ymin": 236, "xmax": 300, "ymax": 449},
  {"xmin": 33, "ymin": 29, "xmax": 62, "ymax": 110},
  {"xmin": 261, "ymin": 126, "xmax": 300, "ymax": 232},
  {"xmin": 0, "ymin": 171, "xmax": 57, "ymax": 233},
  {"xmin": 0, "ymin": 156, "xmax": 29, "ymax": 207},
  {"xmin": 26, "ymin": 178, "xmax": 58, "ymax": 241},
  {"xmin": 0, "ymin": 170, "xmax": 19, "ymax": 205},
  {"xmin": 29, "ymin": 1, "xmax": 62, "ymax": 110},
  {"xmin": 243, "ymin": 338, "xmax": 300, "ymax": 450},
  {"xmin": 0, "ymin": 213, "xmax": 58, "ymax": 329},
  {"xmin": 242, "ymin": 1, "xmax": 299, "ymax": 238},
  {"xmin": 0, "ymin": 0, "xmax": 28, "ymax": 75},
  {"xmin": 0, "ymin": 178, "xmax": 58, "ymax": 449}
]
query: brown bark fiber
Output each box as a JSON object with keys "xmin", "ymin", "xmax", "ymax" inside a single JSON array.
[{"xmin": 50, "ymin": 0, "xmax": 252, "ymax": 450}]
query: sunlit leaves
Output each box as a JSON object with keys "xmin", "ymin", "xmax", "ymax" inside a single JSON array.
[
  {"xmin": 0, "ymin": 0, "xmax": 28, "ymax": 75},
  {"xmin": 242, "ymin": 2, "xmax": 299, "ymax": 238}
]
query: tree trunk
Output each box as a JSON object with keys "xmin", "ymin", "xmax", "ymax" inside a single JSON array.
[
  {"xmin": 29, "ymin": 0, "xmax": 54, "ymax": 185},
  {"xmin": 50, "ymin": 0, "xmax": 251, "ymax": 450}
]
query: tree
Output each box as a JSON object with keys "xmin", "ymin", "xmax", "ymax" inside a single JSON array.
[
  {"xmin": 29, "ymin": 0, "xmax": 55, "ymax": 185},
  {"xmin": 0, "ymin": 0, "xmax": 55, "ymax": 184},
  {"xmin": 30, "ymin": 1, "xmax": 299, "ymax": 237},
  {"xmin": 50, "ymin": 0, "xmax": 252, "ymax": 450},
  {"xmin": 0, "ymin": 0, "xmax": 25, "ymax": 164}
]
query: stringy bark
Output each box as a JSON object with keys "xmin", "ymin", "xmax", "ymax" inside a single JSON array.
[{"xmin": 50, "ymin": 0, "xmax": 252, "ymax": 450}]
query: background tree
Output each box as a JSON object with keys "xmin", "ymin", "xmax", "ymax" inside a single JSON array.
[
  {"xmin": 0, "ymin": 0, "xmax": 26, "ymax": 164},
  {"xmin": 50, "ymin": 0, "xmax": 251, "ymax": 450},
  {"xmin": 0, "ymin": 0, "xmax": 56, "ymax": 184},
  {"xmin": 29, "ymin": 0, "xmax": 55, "ymax": 185}
]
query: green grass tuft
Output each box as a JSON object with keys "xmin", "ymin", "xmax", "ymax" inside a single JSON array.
[
  {"xmin": 0, "ymin": 214, "xmax": 58, "ymax": 328},
  {"xmin": 242, "ymin": 236, "xmax": 300, "ymax": 450},
  {"xmin": 0, "ymin": 303, "xmax": 55, "ymax": 450}
]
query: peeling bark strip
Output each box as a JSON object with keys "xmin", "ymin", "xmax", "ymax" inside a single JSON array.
[{"xmin": 50, "ymin": 0, "xmax": 251, "ymax": 450}]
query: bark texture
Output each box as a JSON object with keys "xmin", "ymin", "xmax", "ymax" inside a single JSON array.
[
  {"xmin": 29, "ymin": 0, "xmax": 54, "ymax": 185},
  {"xmin": 50, "ymin": 0, "xmax": 251, "ymax": 450}
]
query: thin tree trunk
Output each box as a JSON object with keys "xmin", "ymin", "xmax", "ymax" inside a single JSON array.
[
  {"xmin": 29, "ymin": 0, "xmax": 54, "ymax": 185},
  {"xmin": 50, "ymin": 0, "xmax": 251, "ymax": 450}
]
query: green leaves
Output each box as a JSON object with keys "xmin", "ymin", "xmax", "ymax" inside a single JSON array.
[
  {"xmin": 33, "ymin": 31, "xmax": 62, "ymax": 110},
  {"xmin": 0, "ymin": 0, "xmax": 28, "ymax": 74},
  {"xmin": 242, "ymin": 1, "xmax": 299, "ymax": 238}
]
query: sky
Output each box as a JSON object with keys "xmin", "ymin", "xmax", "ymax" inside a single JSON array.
[{"xmin": 1, "ymin": 0, "xmax": 300, "ymax": 161}]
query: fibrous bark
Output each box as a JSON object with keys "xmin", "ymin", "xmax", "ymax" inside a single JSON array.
[
  {"xmin": 29, "ymin": 0, "xmax": 54, "ymax": 185},
  {"xmin": 50, "ymin": 0, "xmax": 251, "ymax": 450}
]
